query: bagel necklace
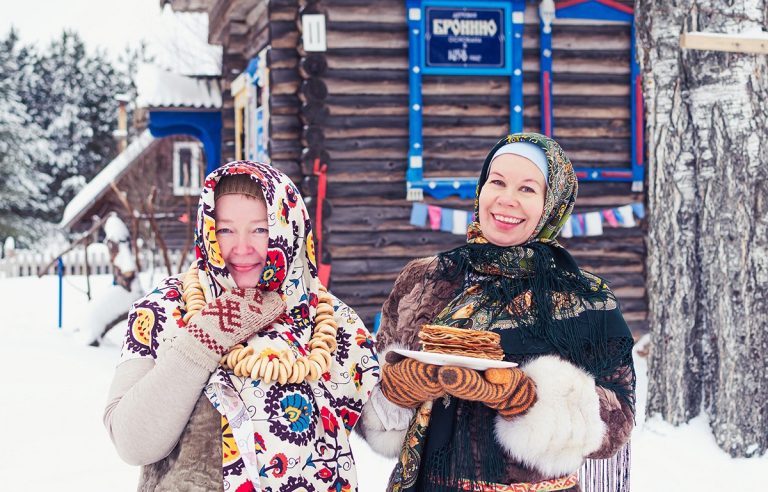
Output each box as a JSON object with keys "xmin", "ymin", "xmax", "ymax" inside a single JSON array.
[{"xmin": 181, "ymin": 263, "xmax": 338, "ymax": 384}]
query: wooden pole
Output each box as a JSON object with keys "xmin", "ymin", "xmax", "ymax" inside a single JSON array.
[{"xmin": 83, "ymin": 240, "xmax": 92, "ymax": 300}]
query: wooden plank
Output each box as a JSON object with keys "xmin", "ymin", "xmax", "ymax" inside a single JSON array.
[{"xmin": 681, "ymin": 31, "xmax": 768, "ymax": 55}]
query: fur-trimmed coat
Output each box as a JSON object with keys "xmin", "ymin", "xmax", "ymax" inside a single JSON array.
[{"xmin": 358, "ymin": 257, "xmax": 635, "ymax": 491}]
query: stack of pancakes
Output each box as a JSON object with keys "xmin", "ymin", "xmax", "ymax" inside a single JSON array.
[{"xmin": 418, "ymin": 324, "xmax": 504, "ymax": 361}]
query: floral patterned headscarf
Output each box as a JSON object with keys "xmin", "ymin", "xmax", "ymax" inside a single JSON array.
[
  {"xmin": 195, "ymin": 160, "xmax": 319, "ymax": 299},
  {"xmin": 193, "ymin": 161, "xmax": 378, "ymax": 492}
]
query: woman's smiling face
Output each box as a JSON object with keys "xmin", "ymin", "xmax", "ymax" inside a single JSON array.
[
  {"xmin": 215, "ymin": 193, "xmax": 269, "ymax": 288},
  {"xmin": 478, "ymin": 154, "xmax": 547, "ymax": 247}
]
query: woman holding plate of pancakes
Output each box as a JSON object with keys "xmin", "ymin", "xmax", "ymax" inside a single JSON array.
[{"xmin": 358, "ymin": 133, "xmax": 636, "ymax": 492}]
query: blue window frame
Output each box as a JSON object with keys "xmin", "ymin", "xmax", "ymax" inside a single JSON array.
[
  {"xmin": 539, "ymin": 0, "xmax": 644, "ymax": 191},
  {"xmin": 405, "ymin": 0, "xmax": 526, "ymax": 200}
]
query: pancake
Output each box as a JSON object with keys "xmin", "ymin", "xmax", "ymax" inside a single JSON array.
[{"xmin": 418, "ymin": 324, "xmax": 504, "ymax": 361}]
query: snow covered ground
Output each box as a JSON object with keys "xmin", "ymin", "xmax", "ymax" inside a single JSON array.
[{"xmin": 0, "ymin": 273, "xmax": 764, "ymax": 490}]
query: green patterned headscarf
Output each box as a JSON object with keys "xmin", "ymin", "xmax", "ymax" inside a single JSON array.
[
  {"xmin": 410, "ymin": 133, "xmax": 635, "ymax": 492},
  {"xmin": 467, "ymin": 132, "xmax": 577, "ymax": 246},
  {"xmin": 432, "ymin": 133, "xmax": 632, "ymax": 387}
]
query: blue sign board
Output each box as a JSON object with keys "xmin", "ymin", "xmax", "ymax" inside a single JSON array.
[{"xmin": 425, "ymin": 7, "xmax": 505, "ymax": 69}]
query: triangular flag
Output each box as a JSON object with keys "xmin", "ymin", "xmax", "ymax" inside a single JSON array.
[
  {"xmin": 427, "ymin": 205, "xmax": 442, "ymax": 230},
  {"xmin": 617, "ymin": 205, "xmax": 636, "ymax": 227},
  {"xmin": 602, "ymin": 209, "xmax": 620, "ymax": 228},
  {"xmin": 571, "ymin": 215, "xmax": 584, "ymax": 236},
  {"xmin": 440, "ymin": 207, "xmax": 453, "ymax": 232},
  {"xmin": 452, "ymin": 210, "xmax": 468, "ymax": 235},
  {"xmin": 585, "ymin": 212, "xmax": 603, "ymax": 236},
  {"xmin": 631, "ymin": 202, "xmax": 646, "ymax": 219},
  {"xmin": 410, "ymin": 203, "xmax": 427, "ymax": 227}
]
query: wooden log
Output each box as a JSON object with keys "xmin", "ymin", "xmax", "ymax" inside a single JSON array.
[
  {"xmin": 302, "ymin": 125, "xmax": 325, "ymax": 147},
  {"xmin": 300, "ymin": 148, "xmax": 331, "ymax": 174},
  {"xmin": 326, "ymin": 47, "xmax": 408, "ymax": 58},
  {"xmin": 326, "ymin": 30, "xmax": 407, "ymax": 49},
  {"xmin": 271, "ymin": 68, "xmax": 300, "ymax": 84},
  {"xmin": 271, "ymin": 80, "xmax": 300, "ymax": 95},
  {"xmin": 268, "ymin": 48, "xmax": 298, "ymax": 64},
  {"xmin": 300, "ymin": 101, "xmax": 330, "ymax": 125},
  {"xmin": 301, "ymin": 78, "xmax": 329, "ymax": 100},
  {"xmin": 325, "ymin": 2, "xmax": 405, "ymax": 23},
  {"xmin": 299, "ymin": 54, "xmax": 328, "ymax": 77},
  {"xmin": 326, "ymin": 54, "xmax": 409, "ymax": 70},
  {"xmin": 327, "ymin": 21, "xmax": 408, "ymax": 33}
]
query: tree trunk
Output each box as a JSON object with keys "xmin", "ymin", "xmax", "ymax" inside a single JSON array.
[{"xmin": 636, "ymin": 0, "xmax": 768, "ymax": 457}]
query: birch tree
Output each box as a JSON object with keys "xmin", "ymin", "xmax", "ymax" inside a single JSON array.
[{"xmin": 636, "ymin": 0, "xmax": 768, "ymax": 457}]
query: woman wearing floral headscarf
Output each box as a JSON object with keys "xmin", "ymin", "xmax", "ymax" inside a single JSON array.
[
  {"xmin": 104, "ymin": 161, "xmax": 379, "ymax": 491},
  {"xmin": 359, "ymin": 134, "xmax": 635, "ymax": 492}
]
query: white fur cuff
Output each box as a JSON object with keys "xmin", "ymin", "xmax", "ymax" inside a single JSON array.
[
  {"xmin": 494, "ymin": 355, "xmax": 605, "ymax": 477},
  {"xmin": 357, "ymin": 343, "xmax": 415, "ymax": 458},
  {"xmin": 359, "ymin": 386, "xmax": 413, "ymax": 458}
]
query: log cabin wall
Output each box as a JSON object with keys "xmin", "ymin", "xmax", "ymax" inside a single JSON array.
[
  {"xmin": 199, "ymin": 0, "xmax": 646, "ymax": 336},
  {"xmin": 302, "ymin": 0, "xmax": 646, "ymax": 336},
  {"xmin": 208, "ymin": 0, "xmax": 253, "ymax": 164},
  {"xmin": 266, "ymin": 0, "xmax": 303, "ymax": 183}
]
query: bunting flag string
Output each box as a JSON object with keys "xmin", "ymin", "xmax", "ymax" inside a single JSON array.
[{"xmin": 409, "ymin": 202, "xmax": 646, "ymax": 237}]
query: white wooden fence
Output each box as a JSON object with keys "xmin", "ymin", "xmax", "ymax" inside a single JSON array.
[{"xmin": 0, "ymin": 247, "xmax": 189, "ymax": 279}]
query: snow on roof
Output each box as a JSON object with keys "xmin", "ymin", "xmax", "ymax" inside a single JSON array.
[
  {"xmin": 136, "ymin": 64, "xmax": 222, "ymax": 109},
  {"xmin": 59, "ymin": 130, "xmax": 157, "ymax": 229}
]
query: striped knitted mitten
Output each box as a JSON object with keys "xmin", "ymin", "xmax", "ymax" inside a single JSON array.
[
  {"xmin": 438, "ymin": 366, "xmax": 537, "ymax": 418},
  {"xmin": 380, "ymin": 358, "xmax": 444, "ymax": 408},
  {"xmin": 184, "ymin": 288, "xmax": 286, "ymax": 358}
]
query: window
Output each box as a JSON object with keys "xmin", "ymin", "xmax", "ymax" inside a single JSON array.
[{"xmin": 173, "ymin": 141, "xmax": 203, "ymax": 195}]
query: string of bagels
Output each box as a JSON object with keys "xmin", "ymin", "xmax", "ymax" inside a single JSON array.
[{"xmin": 181, "ymin": 263, "xmax": 338, "ymax": 385}]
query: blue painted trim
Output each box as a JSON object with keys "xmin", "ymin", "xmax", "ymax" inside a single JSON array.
[
  {"xmin": 245, "ymin": 56, "xmax": 259, "ymax": 78},
  {"xmin": 412, "ymin": 178, "xmax": 478, "ymax": 199},
  {"xmin": 406, "ymin": 0, "xmax": 424, "ymax": 188},
  {"xmin": 148, "ymin": 110, "xmax": 222, "ymax": 173},
  {"xmin": 574, "ymin": 167, "xmax": 634, "ymax": 182},
  {"xmin": 630, "ymin": 23, "xmax": 643, "ymax": 188},
  {"xmin": 544, "ymin": 0, "xmax": 641, "ymax": 185},
  {"xmin": 556, "ymin": 2, "xmax": 632, "ymax": 22},
  {"xmin": 406, "ymin": 1, "xmax": 522, "ymax": 199},
  {"xmin": 509, "ymin": 0, "xmax": 525, "ymax": 132},
  {"xmin": 539, "ymin": 15, "xmax": 553, "ymax": 136}
]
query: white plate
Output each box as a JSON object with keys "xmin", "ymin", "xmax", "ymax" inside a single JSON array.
[{"xmin": 391, "ymin": 349, "xmax": 517, "ymax": 371}]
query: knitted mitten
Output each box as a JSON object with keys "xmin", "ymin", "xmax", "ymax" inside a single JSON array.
[
  {"xmin": 184, "ymin": 288, "xmax": 286, "ymax": 358},
  {"xmin": 438, "ymin": 366, "xmax": 537, "ymax": 418},
  {"xmin": 380, "ymin": 358, "xmax": 444, "ymax": 408}
]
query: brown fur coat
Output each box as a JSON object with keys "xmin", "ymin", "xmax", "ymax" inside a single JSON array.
[{"xmin": 359, "ymin": 257, "xmax": 634, "ymax": 491}]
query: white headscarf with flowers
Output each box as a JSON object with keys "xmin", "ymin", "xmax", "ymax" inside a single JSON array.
[{"xmin": 192, "ymin": 161, "xmax": 379, "ymax": 492}]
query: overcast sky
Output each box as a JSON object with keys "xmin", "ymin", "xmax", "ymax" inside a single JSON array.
[{"xmin": 1, "ymin": 0, "xmax": 170, "ymax": 59}]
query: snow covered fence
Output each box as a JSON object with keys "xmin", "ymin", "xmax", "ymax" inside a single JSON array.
[
  {"xmin": 0, "ymin": 248, "xmax": 111, "ymax": 278},
  {"xmin": 0, "ymin": 247, "xmax": 188, "ymax": 279}
]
